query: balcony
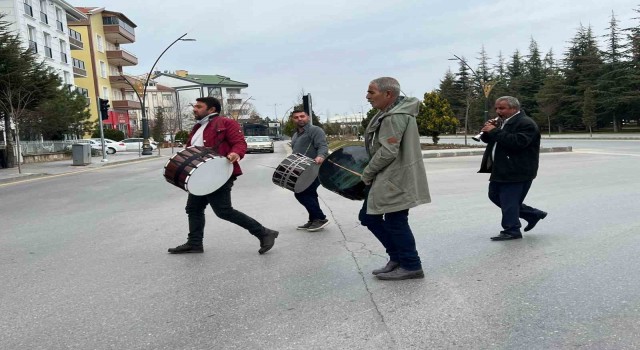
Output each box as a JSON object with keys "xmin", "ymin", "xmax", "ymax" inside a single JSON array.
[
  {"xmin": 102, "ymin": 17, "xmax": 135, "ymax": 44},
  {"xmin": 106, "ymin": 49, "xmax": 138, "ymax": 66},
  {"xmin": 68, "ymin": 28, "xmax": 83, "ymax": 50},
  {"xmin": 109, "ymin": 75, "xmax": 137, "ymax": 89},
  {"xmin": 72, "ymin": 58, "xmax": 87, "ymax": 77},
  {"xmin": 112, "ymin": 99, "xmax": 141, "ymax": 110}
]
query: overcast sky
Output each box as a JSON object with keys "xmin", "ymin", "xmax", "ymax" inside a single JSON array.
[{"xmin": 84, "ymin": 0, "xmax": 639, "ymax": 120}]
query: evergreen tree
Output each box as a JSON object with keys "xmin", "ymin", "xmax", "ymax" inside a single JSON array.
[
  {"xmin": 152, "ymin": 107, "xmax": 166, "ymax": 142},
  {"xmin": 521, "ymin": 38, "xmax": 544, "ymax": 115},
  {"xmin": 417, "ymin": 91, "xmax": 459, "ymax": 144},
  {"xmin": 600, "ymin": 11, "xmax": 631, "ymax": 131},
  {"xmin": 0, "ymin": 14, "xmax": 60, "ymax": 167}
]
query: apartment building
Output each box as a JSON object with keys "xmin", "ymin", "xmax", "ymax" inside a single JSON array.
[
  {"xmin": 69, "ymin": 7, "xmax": 139, "ymax": 136},
  {"xmin": 0, "ymin": 0, "xmax": 86, "ymax": 87}
]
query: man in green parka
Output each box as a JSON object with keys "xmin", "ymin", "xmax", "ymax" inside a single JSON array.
[{"xmin": 360, "ymin": 77, "xmax": 431, "ymax": 281}]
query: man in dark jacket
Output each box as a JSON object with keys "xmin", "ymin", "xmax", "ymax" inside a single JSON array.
[
  {"xmin": 478, "ymin": 96, "xmax": 547, "ymax": 241},
  {"xmin": 168, "ymin": 97, "xmax": 279, "ymax": 254}
]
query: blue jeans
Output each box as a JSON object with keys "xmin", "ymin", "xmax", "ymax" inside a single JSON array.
[
  {"xmin": 185, "ymin": 177, "xmax": 264, "ymax": 244},
  {"xmin": 488, "ymin": 180, "xmax": 543, "ymax": 235},
  {"xmin": 358, "ymin": 189, "xmax": 422, "ymax": 271},
  {"xmin": 294, "ymin": 177, "xmax": 326, "ymax": 221}
]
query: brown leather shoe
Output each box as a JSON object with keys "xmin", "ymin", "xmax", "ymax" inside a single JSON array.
[
  {"xmin": 258, "ymin": 228, "xmax": 279, "ymax": 254},
  {"xmin": 375, "ymin": 267, "xmax": 424, "ymax": 280},
  {"xmin": 372, "ymin": 261, "xmax": 400, "ymax": 275}
]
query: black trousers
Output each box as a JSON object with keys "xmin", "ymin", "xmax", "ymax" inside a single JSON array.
[
  {"xmin": 488, "ymin": 180, "xmax": 544, "ymax": 235},
  {"xmin": 185, "ymin": 176, "xmax": 264, "ymax": 244},
  {"xmin": 294, "ymin": 177, "xmax": 326, "ymax": 221}
]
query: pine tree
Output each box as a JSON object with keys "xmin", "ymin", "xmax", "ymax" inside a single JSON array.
[{"xmin": 599, "ymin": 11, "xmax": 631, "ymax": 131}]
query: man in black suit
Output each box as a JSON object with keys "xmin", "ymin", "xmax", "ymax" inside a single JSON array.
[{"xmin": 478, "ymin": 96, "xmax": 547, "ymax": 241}]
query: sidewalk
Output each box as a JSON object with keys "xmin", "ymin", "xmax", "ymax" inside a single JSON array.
[{"xmin": 0, "ymin": 151, "xmax": 163, "ymax": 185}]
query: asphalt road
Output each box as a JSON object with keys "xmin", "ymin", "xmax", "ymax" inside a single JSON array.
[{"xmin": 1, "ymin": 140, "xmax": 639, "ymax": 349}]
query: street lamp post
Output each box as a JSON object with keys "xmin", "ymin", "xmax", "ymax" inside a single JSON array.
[
  {"xmin": 449, "ymin": 55, "xmax": 497, "ymax": 144},
  {"xmin": 134, "ymin": 33, "xmax": 195, "ymax": 155},
  {"xmin": 236, "ymin": 96, "xmax": 253, "ymax": 121}
]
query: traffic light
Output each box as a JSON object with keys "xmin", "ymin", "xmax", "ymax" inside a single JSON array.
[{"xmin": 99, "ymin": 98, "xmax": 110, "ymax": 120}]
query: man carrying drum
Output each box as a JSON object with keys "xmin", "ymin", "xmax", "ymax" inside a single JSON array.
[
  {"xmin": 290, "ymin": 106, "xmax": 330, "ymax": 232},
  {"xmin": 168, "ymin": 97, "xmax": 279, "ymax": 255}
]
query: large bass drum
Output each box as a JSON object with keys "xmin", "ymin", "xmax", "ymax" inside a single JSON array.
[
  {"xmin": 163, "ymin": 146, "xmax": 233, "ymax": 196},
  {"xmin": 272, "ymin": 153, "xmax": 320, "ymax": 193},
  {"xmin": 318, "ymin": 145, "xmax": 369, "ymax": 200}
]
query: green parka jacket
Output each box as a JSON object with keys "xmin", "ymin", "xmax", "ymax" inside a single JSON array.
[{"xmin": 362, "ymin": 96, "xmax": 431, "ymax": 215}]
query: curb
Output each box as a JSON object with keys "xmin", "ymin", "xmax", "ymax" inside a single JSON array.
[
  {"xmin": 0, "ymin": 173, "xmax": 49, "ymax": 185},
  {"xmin": 0, "ymin": 155, "xmax": 163, "ymax": 185},
  {"xmin": 423, "ymin": 146, "xmax": 573, "ymax": 159}
]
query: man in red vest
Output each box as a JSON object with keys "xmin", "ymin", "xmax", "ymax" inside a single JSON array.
[{"xmin": 168, "ymin": 97, "xmax": 279, "ymax": 254}]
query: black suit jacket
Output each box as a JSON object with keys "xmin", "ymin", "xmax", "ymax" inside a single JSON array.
[{"xmin": 478, "ymin": 111, "xmax": 540, "ymax": 182}]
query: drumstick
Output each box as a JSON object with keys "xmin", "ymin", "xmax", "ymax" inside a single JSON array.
[
  {"xmin": 326, "ymin": 159, "xmax": 363, "ymax": 177},
  {"xmin": 258, "ymin": 164, "xmax": 278, "ymax": 170}
]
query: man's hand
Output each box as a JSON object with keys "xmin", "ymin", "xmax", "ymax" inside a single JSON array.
[
  {"xmin": 481, "ymin": 123, "xmax": 496, "ymax": 133},
  {"xmin": 314, "ymin": 156, "xmax": 325, "ymax": 165},
  {"xmin": 227, "ymin": 152, "xmax": 240, "ymax": 163},
  {"xmin": 361, "ymin": 176, "xmax": 372, "ymax": 186}
]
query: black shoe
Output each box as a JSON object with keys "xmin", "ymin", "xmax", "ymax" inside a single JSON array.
[
  {"xmin": 168, "ymin": 242, "xmax": 204, "ymax": 254},
  {"xmin": 524, "ymin": 211, "xmax": 548, "ymax": 232},
  {"xmin": 258, "ymin": 228, "xmax": 279, "ymax": 254},
  {"xmin": 307, "ymin": 219, "xmax": 329, "ymax": 232},
  {"xmin": 297, "ymin": 221, "xmax": 313, "ymax": 230},
  {"xmin": 490, "ymin": 233, "xmax": 523, "ymax": 241},
  {"xmin": 375, "ymin": 267, "xmax": 424, "ymax": 280},
  {"xmin": 372, "ymin": 261, "xmax": 400, "ymax": 275}
]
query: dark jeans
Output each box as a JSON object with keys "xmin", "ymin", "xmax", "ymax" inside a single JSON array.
[
  {"xmin": 488, "ymin": 180, "xmax": 544, "ymax": 235},
  {"xmin": 358, "ymin": 189, "xmax": 422, "ymax": 271},
  {"xmin": 185, "ymin": 176, "xmax": 264, "ymax": 245},
  {"xmin": 294, "ymin": 177, "xmax": 326, "ymax": 221}
]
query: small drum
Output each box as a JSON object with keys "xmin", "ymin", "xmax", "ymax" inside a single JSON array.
[
  {"xmin": 163, "ymin": 146, "xmax": 233, "ymax": 196},
  {"xmin": 318, "ymin": 145, "xmax": 369, "ymax": 200},
  {"xmin": 272, "ymin": 153, "xmax": 319, "ymax": 193}
]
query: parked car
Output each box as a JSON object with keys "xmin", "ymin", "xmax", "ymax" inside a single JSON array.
[
  {"xmin": 90, "ymin": 138, "xmax": 126, "ymax": 154},
  {"xmin": 121, "ymin": 138, "xmax": 158, "ymax": 151},
  {"xmin": 245, "ymin": 136, "xmax": 274, "ymax": 153}
]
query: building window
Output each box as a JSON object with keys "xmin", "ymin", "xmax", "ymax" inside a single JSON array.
[
  {"xmin": 39, "ymin": 0, "xmax": 47, "ymax": 24},
  {"xmin": 55, "ymin": 8, "xmax": 64, "ymax": 31},
  {"xmin": 99, "ymin": 61, "xmax": 107, "ymax": 78},
  {"xmin": 96, "ymin": 34, "xmax": 104, "ymax": 52},
  {"xmin": 226, "ymin": 88, "xmax": 241, "ymax": 94},
  {"xmin": 24, "ymin": 0, "xmax": 34, "ymax": 17},
  {"xmin": 27, "ymin": 26, "xmax": 37, "ymax": 53},
  {"xmin": 59, "ymin": 39, "xmax": 67, "ymax": 63},
  {"xmin": 43, "ymin": 32, "xmax": 52, "ymax": 58},
  {"xmin": 102, "ymin": 87, "xmax": 109, "ymax": 99},
  {"xmin": 63, "ymin": 71, "xmax": 71, "ymax": 85}
]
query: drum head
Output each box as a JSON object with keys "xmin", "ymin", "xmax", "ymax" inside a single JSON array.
[
  {"xmin": 185, "ymin": 157, "xmax": 233, "ymax": 196},
  {"xmin": 293, "ymin": 163, "xmax": 320, "ymax": 193},
  {"xmin": 319, "ymin": 145, "xmax": 369, "ymax": 200}
]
